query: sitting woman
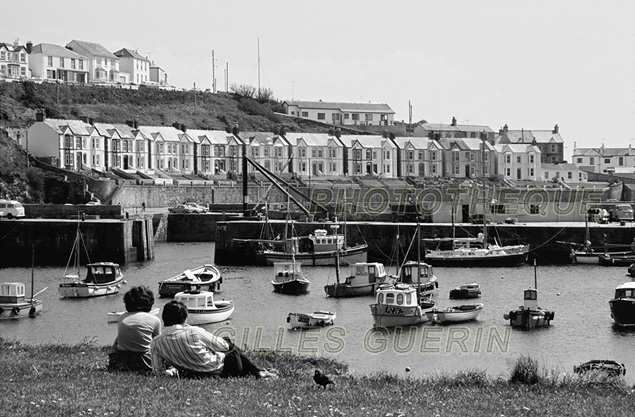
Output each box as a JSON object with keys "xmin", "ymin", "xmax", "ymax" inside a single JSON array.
[{"xmin": 109, "ymin": 286, "xmax": 162, "ymax": 374}]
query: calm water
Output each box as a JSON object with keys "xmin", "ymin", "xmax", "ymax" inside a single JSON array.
[{"xmin": 1, "ymin": 242, "xmax": 634, "ymax": 381}]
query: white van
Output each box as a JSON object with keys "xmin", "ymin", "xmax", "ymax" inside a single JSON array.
[{"xmin": 0, "ymin": 200, "xmax": 25, "ymax": 219}]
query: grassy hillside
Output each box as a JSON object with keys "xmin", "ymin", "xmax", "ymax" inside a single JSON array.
[{"xmin": 0, "ymin": 80, "xmax": 334, "ymax": 133}]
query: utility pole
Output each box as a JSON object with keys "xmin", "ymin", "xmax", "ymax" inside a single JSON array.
[
  {"xmin": 226, "ymin": 62, "xmax": 229, "ymax": 92},
  {"xmin": 212, "ymin": 50, "xmax": 216, "ymax": 93},
  {"xmin": 257, "ymin": 38, "xmax": 261, "ymax": 96}
]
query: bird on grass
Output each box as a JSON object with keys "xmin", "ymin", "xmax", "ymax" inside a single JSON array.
[{"xmin": 314, "ymin": 369, "xmax": 335, "ymax": 389}]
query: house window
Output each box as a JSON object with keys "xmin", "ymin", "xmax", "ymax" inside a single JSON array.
[
  {"xmin": 406, "ymin": 151, "xmax": 414, "ymax": 160},
  {"xmin": 299, "ymin": 148, "xmax": 306, "ymax": 158},
  {"xmin": 385, "ymin": 151, "xmax": 390, "ymax": 159},
  {"xmin": 516, "ymin": 156, "xmax": 521, "ymax": 163},
  {"xmin": 301, "ymin": 112, "xmax": 308, "ymax": 117},
  {"xmin": 469, "ymin": 153, "xmax": 475, "ymax": 162},
  {"xmin": 20, "ymin": 53, "xmax": 26, "ymax": 63},
  {"xmin": 329, "ymin": 148, "xmax": 337, "ymax": 158},
  {"xmin": 317, "ymin": 113, "xmax": 325, "ymax": 120},
  {"xmin": 352, "ymin": 113, "xmax": 360, "ymax": 121},
  {"xmin": 604, "ymin": 158, "xmax": 611, "ymax": 164},
  {"xmin": 530, "ymin": 205, "xmax": 540, "ymax": 214},
  {"xmin": 506, "ymin": 168, "xmax": 511, "ymax": 176},
  {"xmin": 264, "ymin": 147, "xmax": 270, "ymax": 157},
  {"xmin": 494, "ymin": 204, "xmax": 505, "ymax": 214},
  {"xmin": 576, "ymin": 157, "xmax": 582, "ymax": 164},
  {"xmin": 366, "ymin": 150, "xmax": 373, "ymax": 160},
  {"xmin": 48, "ymin": 56, "xmax": 53, "ymax": 67},
  {"xmin": 365, "ymin": 114, "xmax": 373, "ymax": 122},
  {"xmin": 529, "ymin": 168, "xmax": 534, "ymax": 177},
  {"xmin": 59, "ymin": 58, "xmax": 65, "ymax": 68},
  {"xmin": 430, "ymin": 151, "xmax": 436, "ymax": 161},
  {"xmin": 71, "ymin": 59, "xmax": 76, "ymax": 69},
  {"xmin": 79, "ymin": 60, "xmax": 83, "ymax": 70},
  {"xmin": 251, "ymin": 148, "xmax": 259, "ymax": 157},
  {"xmin": 505, "ymin": 155, "xmax": 511, "ymax": 163},
  {"xmin": 344, "ymin": 114, "xmax": 349, "ymax": 119},
  {"xmin": 589, "ymin": 157, "xmax": 594, "ymax": 165},
  {"xmin": 275, "ymin": 147, "xmax": 283, "ymax": 157},
  {"xmin": 529, "ymin": 155, "xmax": 534, "ymax": 163},
  {"xmin": 0, "ymin": 51, "xmax": 5, "ymax": 60},
  {"xmin": 619, "ymin": 157, "xmax": 624, "ymax": 166}
]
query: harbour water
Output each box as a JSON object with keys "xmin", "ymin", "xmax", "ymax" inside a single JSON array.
[{"xmin": 1, "ymin": 241, "xmax": 634, "ymax": 382}]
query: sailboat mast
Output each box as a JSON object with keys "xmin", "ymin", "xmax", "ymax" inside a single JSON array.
[
  {"xmin": 533, "ymin": 259, "xmax": 538, "ymax": 289},
  {"xmin": 31, "ymin": 244, "xmax": 35, "ymax": 299},
  {"xmin": 481, "ymin": 131, "xmax": 488, "ymax": 249},
  {"xmin": 416, "ymin": 217, "xmax": 421, "ymax": 295}
]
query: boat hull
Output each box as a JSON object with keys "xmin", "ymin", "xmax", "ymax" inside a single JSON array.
[
  {"xmin": 0, "ymin": 300, "xmax": 42, "ymax": 319},
  {"xmin": 449, "ymin": 289, "xmax": 481, "ymax": 299},
  {"xmin": 59, "ymin": 279, "xmax": 124, "ymax": 298},
  {"xmin": 572, "ymin": 252, "xmax": 600, "ymax": 264},
  {"xmin": 370, "ymin": 304, "xmax": 429, "ymax": 327},
  {"xmin": 158, "ymin": 265, "xmax": 222, "ymax": 298},
  {"xmin": 186, "ymin": 301, "xmax": 234, "ymax": 325},
  {"xmin": 574, "ymin": 360, "xmax": 626, "ymax": 377},
  {"xmin": 287, "ymin": 311, "xmax": 336, "ymax": 328},
  {"xmin": 599, "ymin": 254, "xmax": 635, "ymax": 267},
  {"xmin": 507, "ymin": 309, "xmax": 554, "ymax": 329},
  {"xmin": 272, "ymin": 279, "xmax": 309, "ymax": 295},
  {"xmin": 427, "ymin": 304, "xmax": 484, "ymax": 324},
  {"xmin": 425, "ymin": 249, "xmax": 529, "ymax": 267},
  {"xmin": 609, "ymin": 299, "xmax": 635, "ymax": 327},
  {"xmin": 324, "ymin": 282, "xmax": 377, "ymax": 298},
  {"xmin": 264, "ymin": 245, "xmax": 368, "ymax": 266},
  {"xmin": 106, "ymin": 307, "xmax": 160, "ymax": 323}
]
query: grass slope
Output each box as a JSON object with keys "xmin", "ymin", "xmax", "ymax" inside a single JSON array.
[{"xmin": 1, "ymin": 338, "xmax": 634, "ymax": 416}]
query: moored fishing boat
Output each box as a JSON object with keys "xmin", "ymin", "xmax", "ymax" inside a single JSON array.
[
  {"xmin": 272, "ymin": 257, "xmax": 310, "ymax": 295},
  {"xmin": 370, "ymin": 283, "xmax": 435, "ymax": 327},
  {"xmin": 174, "ymin": 290, "xmax": 234, "ymax": 325},
  {"xmin": 0, "ymin": 282, "xmax": 45, "ymax": 319},
  {"xmin": 59, "ymin": 262, "xmax": 124, "ymax": 298},
  {"xmin": 287, "ymin": 311, "xmax": 336, "ymax": 328},
  {"xmin": 158, "ymin": 264, "xmax": 222, "ymax": 298},
  {"xmin": 609, "ymin": 281, "xmax": 635, "ymax": 327},
  {"xmin": 325, "ymin": 262, "xmax": 391, "ymax": 298},
  {"xmin": 426, "ymin": 303, "xmax": 484, "ymax": 324},
  {"xmin": 503, "ymin": 261, "xmax": 554, "ymax": 330}
]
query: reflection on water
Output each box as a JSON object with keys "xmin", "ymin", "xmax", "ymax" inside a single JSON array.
[{"xmin": 1, "ymin": 242, "xmax": 634, "ymax": 381}]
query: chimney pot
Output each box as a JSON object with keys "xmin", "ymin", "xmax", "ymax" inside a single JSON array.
[{"xmin": 451, "ymin": 116, "xmax": 457, "ymax": 126}]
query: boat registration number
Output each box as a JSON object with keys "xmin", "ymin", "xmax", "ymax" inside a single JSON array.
[{"xmin": 385, "ymin": 307, "xmax": 403, "ymax": 314}]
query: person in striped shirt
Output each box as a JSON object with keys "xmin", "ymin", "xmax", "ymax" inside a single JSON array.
[{"xmin": 150, "ymin": 300, "xmax": 277, "ymax": 379}]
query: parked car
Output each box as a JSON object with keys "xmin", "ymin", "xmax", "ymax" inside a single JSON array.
[
  {"xmin": 185, "ymin": 202, "xmax": 208, "ymax": 213},
  {"xmin": 168, "ymin": 204, "xmax": 193, "ymax": 214},
  {"xmin": 0, "ymin": 199, "xmax": 25, "ymax": 219},
  {"xmin": 86, "ymin": 201, "xmax": 101, "ymax": 206}
]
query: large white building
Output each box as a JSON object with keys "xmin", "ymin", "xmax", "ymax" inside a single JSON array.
[{"xmin": 283, "ymin": 101, "xmax": 395, "ymax": 127}]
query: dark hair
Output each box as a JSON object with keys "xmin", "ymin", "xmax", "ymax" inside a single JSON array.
[
  {"xmin": 124, "ymin": 286, "xmax": 155, "ymax": 312},
  {"xmin": 162, "ymin": 300, "xmax": 188, "ymax": 326}
]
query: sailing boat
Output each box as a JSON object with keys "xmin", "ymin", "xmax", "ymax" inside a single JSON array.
[
  {"xmin": 58, "ymin": 220, "xmax": 124, "ymax": 298},
  {"xmin": 504, "ymin": 260, "xmax": 555, "ymax": 329},
  {"xmin": 423, "ymin": 145, "xmax": 530, "ymax": 267},
  {"xmin": 0, "ymin": 245, "xmax": 47, "ymax": 319},
  {"xmin": 370, "ymin": 219, "xmax": 436, "ymax": 327},
  {"xmin": 271, "ymin": 238, "xmax": 310, "ymax": 294},
  {"xmin": 570, "ymin": 208, "xmax": 599, "ymax": 264}
]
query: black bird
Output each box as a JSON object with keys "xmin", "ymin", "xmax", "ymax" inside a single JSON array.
[{"xmin": 314, "ymin": 369, "xmax": 334, "ymax": 389}]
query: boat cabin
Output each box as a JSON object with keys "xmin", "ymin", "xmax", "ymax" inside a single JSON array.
[
  {"xmin": 614, "ymin": 282, "xmax": 635, "ymax": 299},
  {"xmin": 84, "ymin": 262, "xmax": 122, "ymax": 284},
  {"xmin": 523, "ymin": 288, "xmax": 539, "ymax": 310},
  {"xmin": 175, "ymin": 290, "xmax": 215, "ymax": 308},
  {"xmin": 400, "ymin": 261, "xmax": 434, "ymax": 284},
  {"xmin": 273, "ymin": 261, "xmax": 304, "ymax": 283},
  {"xmin": 309, "ymin": 229, "xmax": 344, "ymax": 252},
  {"xmin": 0, "ymin": 282, "xmax": 26, "ymax": 303},
  {"xmin": 345, "ymin": 262, "xmax": 386, "ymax": 285},
  {"xmin": 376, "ymin": 284, "xmax": 418, "ymax": 307}
]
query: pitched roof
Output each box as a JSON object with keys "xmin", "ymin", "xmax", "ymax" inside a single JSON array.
[
  {"xmin": 283, "ymin": 132, "xmax": 332, "ymax": 147},
  {"xmin": 186, "ymin": 129, "xmax": 238, "ymax": 145},
  {"xmin": 574, "ymin": 146, "xmax": 634, "ymax": 157},
  {"xmin": 30, "ymin": 43, "xmax": 87, "ymax": 59},
  {"xmin": 418, "ymin": 123, "xmax": 494, "ymax": 133},
  {"xmin": 67, "ymin": 40, "xmax": 116, "ymax": 58},
  {"xmin": 494, "ymin": 143, "xmax": 541, "ymax": 153},
  {"xmin": 113, "ymin": 48, "xmax": 149, "ymax": 61},
  {"xmin": 137, "ymin": 125, "xmax": 183, "ymax": 142},
  {"xmin": 285, "ymin": 101, "xmax": 394, "ymax": 114},
  {"xmin": 92, "ymin": 123, "xmax": 137, "ymax": 139},
  {"xmin": 42, "ymin": 118, "xmax": 92, "ymax": 135}
]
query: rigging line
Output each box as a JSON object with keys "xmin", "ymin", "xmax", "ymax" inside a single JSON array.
[{"xmin": 528, "ymin": 227, "xmax": 568, "ymax": 252}]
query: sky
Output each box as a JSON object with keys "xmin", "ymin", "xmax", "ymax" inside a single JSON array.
[{"xmin": 2, "ymin": 0, "xmax": 635, "ymax": 159}]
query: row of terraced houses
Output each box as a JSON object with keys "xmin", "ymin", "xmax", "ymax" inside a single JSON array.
[{"xmin": 24, "ymin": 111, "xmax": 603, "ymax": 184}]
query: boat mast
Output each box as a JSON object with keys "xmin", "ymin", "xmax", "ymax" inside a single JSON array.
[
  {"xmin": 533, "ymin": 258, "xmax": 537, "ymax": 289},
  {"xmin": 481, "ymin": 132, "xmax": 488, "ymax": 250},
  {"xmin": 332, "ymin": 224, "xmax": 341, "ymax": 285},
  {"xmin": 31, "ymin": 244, "xmax": 35, "ymax": 299},
  {"xmin": 416, "ymin": 217, "xmax": 421, "ymax": 297}
]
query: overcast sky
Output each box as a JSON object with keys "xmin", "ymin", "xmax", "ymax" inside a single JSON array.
[{"xmin": 2, "ymin": 0, "xmax": 635, "ymax": 158}]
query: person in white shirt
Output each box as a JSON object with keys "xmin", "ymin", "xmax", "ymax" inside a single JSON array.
[{"xmin": 150, "ymin": 300, "xmax": 277, "ymax": 379}]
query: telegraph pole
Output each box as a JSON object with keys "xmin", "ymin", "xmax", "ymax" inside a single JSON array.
[{"xmin": 212, "ymin": 50, "xmax": 216, "ymax": 93}]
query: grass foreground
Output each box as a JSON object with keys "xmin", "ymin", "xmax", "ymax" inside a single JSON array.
[{"xmin": 1, "ymin": 338, "xmax": 634, "ymax": 417}]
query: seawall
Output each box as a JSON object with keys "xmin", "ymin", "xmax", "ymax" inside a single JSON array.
[
  {"xmin": 213, "ymin": 219, "xmax": 635, "ymax": 265},
  {"xmin": 0, "ymin": 217, "xmax": 154, "ymax": 267}
]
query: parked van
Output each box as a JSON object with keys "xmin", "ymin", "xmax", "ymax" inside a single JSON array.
[
  {"xmin": 615, "ymin": 204, "xmax": 634, "ymax": 221},
  {"xmin": 0, "ymin": 200, "xmax": 25, "ymax": 219}
]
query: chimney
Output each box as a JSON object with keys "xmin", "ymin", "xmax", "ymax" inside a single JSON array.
[
  {"xmin": 36, "ymin": 110, "xmax": 45, "ymax": 122},
  {"xmin": 134, "ymin": 120, "xmax": 138, "ymax": 129},
  {"xmin": 553, "ymin": 124, "xmax": 559, "ymax": 134},
  {"xmin": 173, "ymin": 122, "xmax": 180, "ymax": 129},
  {"xmin": 232, "ymin": 124, "xmax": 240, "ymax": 135},
  {"xmin": 335, "ymin": 128, "xmax": 341, "ymax": 139},
  {"xmin": 279, "ymin": 126, "xmax": 286, "ymax": 136},
  {"xmin": 451, "ymin": 116, "xmax": 457, "ymax": 126},
  {"xmin": 180, "ymin": 124, "xmax": 186, "ymax": 132},
  {"xmin": 503, "ymin": 124, "xmax": 508, "ymax": 133},
  {"xmin": 26, "ymin": 41, "xmax": 32, "ymax": 54},
  {"xmin": 126, "ymin": 120, "xmax": 134, "ymax": 128},
  {"xmin": 13, "ymin": 38, "xmax": 19, "ymax": 47}
]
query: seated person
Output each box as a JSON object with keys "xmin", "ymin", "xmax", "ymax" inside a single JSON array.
[
  {"xmin": 109, "ymin": 286, "xmax": 162, "ymax": 373},
  {"xmin": 150, "ymin": 300, "xmax": 277, "ymax": 379}
]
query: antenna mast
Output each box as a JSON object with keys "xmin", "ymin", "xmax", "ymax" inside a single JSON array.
[{"xmin": 257, "ymin": 38, "xmax": 261, "ymax": 96}]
